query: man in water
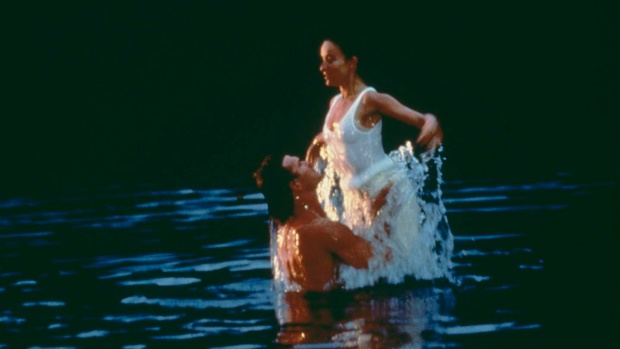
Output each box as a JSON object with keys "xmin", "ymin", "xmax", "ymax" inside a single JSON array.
[{"xmin": 254, "ymin": 153, "xmax": 373, "ymax": 292}]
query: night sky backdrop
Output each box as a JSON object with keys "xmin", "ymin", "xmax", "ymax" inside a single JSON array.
[{"xmin": 3, "ymin": 1, "xmax": 616, "ymax": 195}]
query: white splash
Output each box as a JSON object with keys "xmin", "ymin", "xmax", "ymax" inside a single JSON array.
[{"xmin": 271, "ymin": 142, "xmax": 454, "ymax": 291}]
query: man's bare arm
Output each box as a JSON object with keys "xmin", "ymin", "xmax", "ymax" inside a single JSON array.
[{"xmin": 321, "ymin": 222, "xmax": 373, "ymax": 269}]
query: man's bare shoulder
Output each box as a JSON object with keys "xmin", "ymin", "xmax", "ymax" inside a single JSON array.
[{"xmin": 296, "ymin": 219, "xmax": 350, "ymax": 235}]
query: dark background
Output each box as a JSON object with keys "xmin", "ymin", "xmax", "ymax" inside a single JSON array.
[{"xmin": 3, "ymin": 1, "xmax": 616, "ymax": 195}]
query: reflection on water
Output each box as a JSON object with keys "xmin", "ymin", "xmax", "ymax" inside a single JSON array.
[
  {"xmin": 274, "ymin": 285, "xmax": 456, "ymax": 349},
  {"xmin": 0, "ymin": 175, "xmax": 616, "ymax": 348}
]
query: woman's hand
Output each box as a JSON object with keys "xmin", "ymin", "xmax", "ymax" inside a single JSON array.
[
  {"xmin": 370, "ymin": 184, "xmax": 392, "ymax": 219},
  {"xmin": 305, "ymin": 133, "xmax": 325, "ymax": 166},
  {"xmin": 416, "ymin": 113, "xmax": 444, "ymax": 151}
]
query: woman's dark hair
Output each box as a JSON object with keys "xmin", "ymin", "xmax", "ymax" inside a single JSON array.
[
  {"xmin": 320, "ymin": 28, "xmax": 373, "ymax": 79},
  {"xmin": 253, "ymin": 153, "xmax": 296, "ymax": 223},
  {"xmin": 319, "ymin": 25, "xmax": 367, "ymax": 60},
  {"xmin": 323, "ymin": 36, "xmax": 359, "ymax": 60}
]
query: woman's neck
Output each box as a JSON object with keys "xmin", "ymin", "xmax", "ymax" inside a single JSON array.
[{"xmin": 339, "ymin": 76, "xmax": 366, "ymax": 99}]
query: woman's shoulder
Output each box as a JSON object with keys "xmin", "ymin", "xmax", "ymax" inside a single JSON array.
[
  {"xmin": 329, "ymin": 94, "xmax": 342, "ymax": 107},
  {"xmin": 360, "ymin": 87, "xmax": 382, "ymax": 105}
]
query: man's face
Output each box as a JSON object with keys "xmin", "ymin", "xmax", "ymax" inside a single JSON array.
[{"xmin": 282, "ymin": 155, "xmax": 322, "ymax": 189}]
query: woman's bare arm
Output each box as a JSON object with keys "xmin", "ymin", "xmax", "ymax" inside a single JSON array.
[
  {"xmin": 306, "ymin": 132, "xmax": 325, "ymax": 165},
  {"xmin": 363, "ymin": 91, "xmax": 444, "ymax": 150}
]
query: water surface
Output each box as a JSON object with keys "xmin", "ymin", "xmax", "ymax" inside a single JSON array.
[{"xmin": 0, "ymin": 174, "xmax": 616, "ymax": 348}]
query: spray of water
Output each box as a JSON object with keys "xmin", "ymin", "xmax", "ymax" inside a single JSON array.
[{"xmin": 271, "ymin": 142, "xmax": 454, "ymax": 291}]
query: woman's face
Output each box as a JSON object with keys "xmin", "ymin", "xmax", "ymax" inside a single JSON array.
[{"xmin": 319, "ymin": 40, "xmax": 354, "ymax": 87}]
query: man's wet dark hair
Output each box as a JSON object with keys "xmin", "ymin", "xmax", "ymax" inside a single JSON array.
[{"xmin": 253, "ymin": 153, "xmax": 296, "ymax": 223}]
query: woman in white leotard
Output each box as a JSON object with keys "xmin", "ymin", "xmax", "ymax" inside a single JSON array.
[{"xmin": 306, "ymin": 38, "xmax": 453, "ymax": 287}]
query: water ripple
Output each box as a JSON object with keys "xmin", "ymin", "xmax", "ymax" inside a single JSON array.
[
  {"xmin": 87, "ymin": 253, "xmax": 179, "ymax": 268},
  {"xmin": 23, "ymin": 301, "xmax": 65, "ymax": 307},
  {"xmin": 0, "ymin": 232, "xmax": 53, "ymax": 239},
  {"xmin": 449, "ymin": 204, "xmax": 568, "ymax": 213},
  {"xmin": 439, "ymin": 322, "xmax": 541, "ymax": 335},
  {"xmin": 13, "ymin": 280, "xmax": 37, "ymax": 286},
  {"xmin": 121, "ymin": 294, "xmax": 271, "ymax": 310},
  {"xmin": 103, "ymin": 314, "xmax": 183, "ymax": 323},
  {"xmin": 119, "ymin": 277, "xmax": 201, "ymax": 287},
  {"xmin": 151, "ymin": 332, "xmax": 207, "ymax": 340},
  {"xmin": 75, "ymin": 330, "xmax": 110, "ymax": 338},
  {"xmin": 184, "ymin": 319, "xmax": 271, "ymax": 334},
  {"xmin": 164, "ymin": 260, "xmax": 248, "ymax": 273},
  {"xmin": 205, "ymin": 239, "xmax": 252, "ymax": 249},
  {"xmin": 0, "ymin": 175, "xmax": 605, "ymax": 349},
  {"xmin": 454, "ymin": 233, "xmax": 523, "ymax": 241},
  {"xmin": 0, "ymin": 316, "xmax": 26, "ymax": 324}
]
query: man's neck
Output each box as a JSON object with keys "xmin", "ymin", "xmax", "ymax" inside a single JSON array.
[{"xmin": 290, "ymin": 190, "xmax": 326, "ymax": 224}]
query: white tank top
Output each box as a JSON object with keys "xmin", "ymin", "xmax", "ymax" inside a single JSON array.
[{"xmin": 323, "ymin": 87, "xmax": 398, "ymax": 191}]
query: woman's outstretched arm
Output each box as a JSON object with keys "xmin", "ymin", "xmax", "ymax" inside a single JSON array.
[{"xmin": 363, "ymin": 91, "xmax": 444, "ymax": 150}]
